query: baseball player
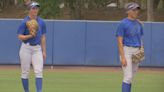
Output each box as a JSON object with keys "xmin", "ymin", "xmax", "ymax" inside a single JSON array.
[
  {"xmin": 17, "ymin": 1, "xmax": 46, "ymax": 92},
  {"xmin": 116, "ymin": 2, "xmax": 143, "ymax": 92}
]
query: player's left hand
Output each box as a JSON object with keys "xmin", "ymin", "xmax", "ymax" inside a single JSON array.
[
  {"xmin": 26, "ymin": 19, "xmax": 39, "ymax": 37},
  {"xmin": 42, "ymin": 51, "xmax": 46, "ymax": 62}
]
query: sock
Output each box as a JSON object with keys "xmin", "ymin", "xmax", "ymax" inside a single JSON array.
[
  {"xmin": 36, "ymin": 78, "xmax": 43, "ymax": 92},
  {"xmin": 122, "ymin": 82, "xmax": 131, "ymax": 92},
  {"xmin": 21, "ymin": 78, "xmax": 29, "ymax": 92}
]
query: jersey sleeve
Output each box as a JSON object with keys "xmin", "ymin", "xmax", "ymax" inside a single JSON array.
[
  {"xmin": 116, "ymin": 22, "xmax": 125, "ymax": 37},
  {"xmin": 41, "ymin": 21, "xmax": 46, "ymax": 35},
  {"xmin": 17, "ymin": 21, "xmax": 26, "ymax": 35}
]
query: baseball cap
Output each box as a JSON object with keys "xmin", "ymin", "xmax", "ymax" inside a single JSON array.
[
  {"xmin": 125, "ymin": 2, "xmax": 140, "ymax": 11},
  {"xmin": 28, "ymin": 1, "xmax": 40, "ymax": 9}
]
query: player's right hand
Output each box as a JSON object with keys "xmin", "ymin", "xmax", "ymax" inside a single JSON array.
[
  {"xmin": 30, "ymin": 30, "xmax": 36, "ymax": 37},
  {"xmin": 121, "ymin": 57, "xmax": 127, "ymax": 67}
]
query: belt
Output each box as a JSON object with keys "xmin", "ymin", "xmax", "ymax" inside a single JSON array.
[
  {"xmin": 125, "ymin": 45, "xmax": 141, "ymax": 48},
  {"xmin": 24, "ymin": 42, "xmax": 39, "ymax": 46}
]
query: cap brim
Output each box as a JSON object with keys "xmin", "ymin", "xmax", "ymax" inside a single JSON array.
[
  {"xmin": 36, "ymin": 5, "xmax": 40, "ymax": 7},
  {"xmin": 31, "ymin": 5, "xmax": 40, "ymax": 8},
  {"xmin": 136, "ymin": 7, "xmax": 140, "ymax": 9}
]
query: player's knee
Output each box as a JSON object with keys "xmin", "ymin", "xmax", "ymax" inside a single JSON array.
[
  {"xmin": 21, "ymin": 72, "xmax": 29, "ymax": 79},
  {"xmin": 34, "ymin": 69, "xmax": 43, "ymax": 78},
  {"xmin": 35, "ymin": 73, "xmax": 43, "ymax": 78}
]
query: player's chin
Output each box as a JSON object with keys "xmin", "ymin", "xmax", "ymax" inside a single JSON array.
[
  {"xmin": 134, "ymin": 14, "xmax": 139, "ymax": 18},
  {"xmin": 33, "ymin": 12, "xmax": 38, "ymax": 16},
  {"xmin": 133, "ymin": 16, "xmax": 138, "ymax": 19}
]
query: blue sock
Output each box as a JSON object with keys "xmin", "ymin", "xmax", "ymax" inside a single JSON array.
[
  {"xmin": 21, "ymin": 78, "xmax": 29, "ymax": 92},
  {"xmin": 36, "ymin": 78, "xmax": 43, "ymax": 92},
  {"xmin": 122, "ymin": 82, "xmax": 131, "ymax": 92}
]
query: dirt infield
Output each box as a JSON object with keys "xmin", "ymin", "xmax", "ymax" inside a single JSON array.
[{"xmin": 0, "ymin": 65, "xmax": 164, "ymax": 73}]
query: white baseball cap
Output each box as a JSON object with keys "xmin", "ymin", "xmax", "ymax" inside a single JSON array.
[
  {"xmin": 125, "ymin": 2, "xmax": 140, "ymax": 11},
  {"xmin": 28, "ymin": 1, "xmax": 40, "ymax": 9}
]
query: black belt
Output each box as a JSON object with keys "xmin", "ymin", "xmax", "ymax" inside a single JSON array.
[
  {"xmin": 30, "ymin": 43, "xmax": 39, "ymax": 46},
  {"xmin": 125, "ymin": 45, "xmax": 141, "ymax": 48},
  {"xmin": 24, "ymin": 42, "xmax": 39, "ymax": 46}
]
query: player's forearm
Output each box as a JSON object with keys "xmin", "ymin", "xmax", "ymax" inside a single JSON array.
[
  {"xmin": 117, "ymin": 37, "xmax": 125, "ymax": 59},
  {"xmin": 41, "ymin": 34, "xmax": 46, "ymax": 53},
  {"xmin": 18, "ymin": 34, "xmax": 32, "ymax": 41}
]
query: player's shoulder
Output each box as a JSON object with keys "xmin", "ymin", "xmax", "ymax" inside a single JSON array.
[
  {"xmin": 18, "ymin": 16, "xmax": 29, "ymax": 26},
  {"xmin": 118, "ymin": 18, "xmax": 128, "ymax": 27},
  {"xmin": 37, "ymin": 17, "xmax": 45, "ymax": 23},
  {"xmin": 120, "ymin": 18, "xmax": 130, "ymax": 24},
  {"xmin": 21, "ymin": 16, "xmax": 29, "ymax": 23},
  {"xmin": 37, "ymin": 17, "xmax": 46, "ymax": 25}
]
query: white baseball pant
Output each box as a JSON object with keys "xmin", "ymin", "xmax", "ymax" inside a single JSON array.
[
  {"xmin": 19, "ymin": 43, "xmax": 43, "ymax": 79},
  {"xmin": 122, "ymin": 46, "xmax": 139, "ymax": 84}
]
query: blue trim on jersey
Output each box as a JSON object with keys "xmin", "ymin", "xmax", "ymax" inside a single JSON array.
[
  {"xmin": 116, "ymin": 18, "xmax": 143, "ymax": 47},
  {"xmin": 17, "ymin": 16, "xmax": 46, "ymax": 45}
]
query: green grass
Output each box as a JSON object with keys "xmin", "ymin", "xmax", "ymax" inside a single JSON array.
[{"xmin": 0, "ymin": 69, "xmax": 164, "ymax": 92}]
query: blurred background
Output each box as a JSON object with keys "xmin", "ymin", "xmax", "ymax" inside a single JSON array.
[{"xmin": 0, "ymin": 0, "xmax": 163, "ymax": 21}]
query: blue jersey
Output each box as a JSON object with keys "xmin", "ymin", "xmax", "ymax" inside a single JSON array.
[
  {"xmin": 17, "ymin": 16, "xmax": 46, "ymax": 45},
  {"xmin": 116, "ymin": 18, "xmax": 143, "ymax": 47}
]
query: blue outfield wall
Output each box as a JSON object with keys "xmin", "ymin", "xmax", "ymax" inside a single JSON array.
[
  {"xmin": 85, "ymin": 22, "xmax": 119, "ymax": 66},
  {"xmin": 53, "ymin": 21, "xmax": 86, "ymax": 65},
  {"xmin": 0, "ymin": 19, "xmax": 164, "ymax": 67}
]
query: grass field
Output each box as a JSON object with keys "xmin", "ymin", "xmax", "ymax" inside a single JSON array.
[{"xmin": 0, "ymin": 66, "xmax": 164, "ymax": 92}]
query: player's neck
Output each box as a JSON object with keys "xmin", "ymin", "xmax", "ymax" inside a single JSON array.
[
  {"xmin": 28, "ymin": 14, "xmax": 37, "ymax": 20},
  {"xmin": 127, "ymin": 14, "xmax": 137, "ymax": 20}
]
